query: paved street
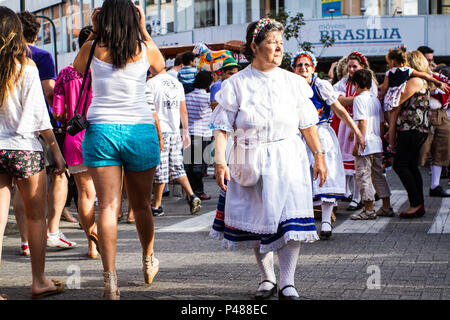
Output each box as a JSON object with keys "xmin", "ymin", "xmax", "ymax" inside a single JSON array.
[{"xmin": 1, "ymin": 167, "xmax": 449, "ymax": 301}]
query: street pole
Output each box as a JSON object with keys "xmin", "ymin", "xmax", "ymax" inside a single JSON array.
[
  {"xmin": 35, "ymin": 15, "xmax": 58, "ymax": 72},
  {"xmin": 20, "ymin": 0, "xmax": 25, "ymax": 11}
]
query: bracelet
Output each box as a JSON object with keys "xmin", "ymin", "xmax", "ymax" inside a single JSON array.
[{"xmin": 313, "ymin": 150, "xmax": 325, "ymax": 156}]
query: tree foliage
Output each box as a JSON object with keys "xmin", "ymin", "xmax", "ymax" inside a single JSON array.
[{"xmin": 268, "ymin": 8, "xmax": 335, "ymax": 70}]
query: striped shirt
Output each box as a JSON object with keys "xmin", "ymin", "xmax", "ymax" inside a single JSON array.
[
  {"xmin": 177, "ymin": 66, "xmax": 197, "ymax": 94},
  {"xmin": 185, "ymin": 88, "xmax": 212, "ymax": 137}
]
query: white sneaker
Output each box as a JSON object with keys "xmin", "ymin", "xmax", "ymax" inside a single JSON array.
[
  {"xmin": 47, "ymin": 231, "xmax": 77, "ymax": 248},
  {"xmin": 20, "ymin": 243, "xmax": 30, "ymax": 256}
]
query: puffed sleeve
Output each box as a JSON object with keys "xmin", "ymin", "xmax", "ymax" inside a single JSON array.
[
  {"xmin": 316, "ymin": 78, "xmax": 340, "ymax": 105},
  {"xmin": 296, "ymin": 75, "xmax": 319, "ymax": 129},
  {"xmin": 210, "ymin": 79, "xmax": 239, "ymax": 132},
  {"xmin": 370, "ymin": 79, "xmax": 378, "ymax": 97},
  {"xmin": 52, "ymin": 68, "xmax": 67, "ymax": 116},
  {"xmin": 17, "ymin": 66, "xmax": 52, "ymax": 136},
  {"xmin": 333, "ymin": 77, "xmax": 348, "ymax": 96}
]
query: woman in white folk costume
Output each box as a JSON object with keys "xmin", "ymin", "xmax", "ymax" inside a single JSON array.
[
  {"xmin": 332, "ymin": 52, "xmax": 378, "ymax": 211},
  {"xmin": 292, "ymin": 51, "xmax": 365, "ymax": 239},
  {"xmin": 210, "ymin": 18, "xmax": 326, "ymax": 300}
]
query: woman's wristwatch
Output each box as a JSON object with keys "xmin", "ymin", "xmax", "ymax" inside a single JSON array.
[{"xmin": 313, "ymin": 150, "xmax": 325, "ymax": 156}]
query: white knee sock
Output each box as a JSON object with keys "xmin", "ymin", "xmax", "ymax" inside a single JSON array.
[
  {"xmin": 345, "ymin": 175, "xmax": 352, "ymax": 198},
  {"xmin": 253, "ymin": 246, "xmax": 276, "ymax": 291},
  {"xmin": 431, "ymin": 165, "xmax": 442, "ymax": 190},
  {"xmin": 352, "ymin": 177, "xmax": 361, "ymax": 203},
  {"xmin": 277, "ymin": 241, "xmax": 300, "ymax": 297},
  {"xmin": 321, "ymin": 202, "xmax": 334, "ymax": 232}
]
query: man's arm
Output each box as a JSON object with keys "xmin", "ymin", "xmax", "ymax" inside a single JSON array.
[
  {"xmin": 42, "ymin": 79, "xmax": 55, "ymax": 106},
  {"xmin": 180, "ymin": 100, "xmax": 191, "ymax": 149}
]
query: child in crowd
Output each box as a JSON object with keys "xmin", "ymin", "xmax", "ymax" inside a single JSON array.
[
  {"xmin": 378, "ymin": 48, "xmax": 448, "ymax": 152},
  {"xmin": 177, "ymin": 51, "xmax": 198, "ymax": 94},
  {"xmin": 379, "ymin": 48, "xmax": 447, "ymax": 111},
  {"xmin": 350, "ymin": 69, "xmax": 394, "ymax": 220}
]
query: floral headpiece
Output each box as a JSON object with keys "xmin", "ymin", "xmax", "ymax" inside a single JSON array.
[
  {"xmin": 291, "ymin": 50, "xmax": 317, "ymax": 69},
  {"xmin": 348, "ymin": 51, "xmax": 368, "ymax": 67},
  {"xmin": 252, "ymin": 18, "xmax": 274, "ymax": 41}
]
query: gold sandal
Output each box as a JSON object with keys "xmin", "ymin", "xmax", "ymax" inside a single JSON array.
[
  {"xmin": 102, "ymin": 271, "xmax": 120, "ymax": 300},
  {"xmin": 143, "ymin": 253, "xmax": 159, "ymax": 284}
]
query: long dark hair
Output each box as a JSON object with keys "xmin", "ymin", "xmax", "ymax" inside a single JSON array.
[
  {"xmin": 96, "ymin": 0, "xmax": 145, "ymax": 69},
  {"xmin": 0, "ymin": 6, "xmax": 27, "ymax": 105}
]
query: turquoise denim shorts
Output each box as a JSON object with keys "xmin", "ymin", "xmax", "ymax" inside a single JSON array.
[{"xmin": 82, "ymin": 123, "xmax": 160, "ymax": 171}]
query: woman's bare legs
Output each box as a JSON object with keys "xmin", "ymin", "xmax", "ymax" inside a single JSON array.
[
  {"xmin": 0, "ymin": 174, "xmax": 12, "ymax": 299},
  {"xmin": 87, "ymin": 165, "xmax": 122, "ymax": 272},
  {"xmin": 124, "ymin": 167, "xmax": 156, "ymax": 256},
  {"xmin": 15, "ymin": 170, "xmax": 60, "ymax": 295},
  {"xmin": 12, "ymin": 188, "xmax": 28, "ymax": 244},
  {"xmin": 73, "ymin": 171, "xmax": 98, "ymax": 257},
  {"xmin": 0, "ymin": 174, "xmax": 13, "ymax": 265}
]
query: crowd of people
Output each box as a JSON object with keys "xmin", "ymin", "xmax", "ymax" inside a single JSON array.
[{"xmin": 0, "ymin": 0, "xmax": 449, "ymax": 301}]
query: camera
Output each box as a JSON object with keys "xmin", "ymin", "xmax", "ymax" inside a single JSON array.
[{"xmin": 67, "ymin": 114, "xmax": 89, "ymax": 136}]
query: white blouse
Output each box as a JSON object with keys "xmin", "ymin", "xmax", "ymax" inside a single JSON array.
[
  {"xmin": 211, "ymin": 65, "xmax": 318, "ymax": 147},
  {"xmin": 333, "ymin": 75, "xmax": 378, "ymax": 98},
  {"xmin": 0, "ymin": 64, "xmax": 52, "ymax": 151},
  {"xmin": 314, "ymin": 77, "xmax": 340, "ymax": 106}
]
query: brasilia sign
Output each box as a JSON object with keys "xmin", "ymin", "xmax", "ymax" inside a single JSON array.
[{"xmin": 292, "ymin": 16, "xmax": 426, "ymax": 57}]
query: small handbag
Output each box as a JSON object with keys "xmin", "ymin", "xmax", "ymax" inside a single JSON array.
[
  {"xmin": 67, "ymin": 41, "xmax": 97, "ymax": 136},
  {"xmin": 228, "ymin": 142, "xmax": 261, "ymax": 187}
]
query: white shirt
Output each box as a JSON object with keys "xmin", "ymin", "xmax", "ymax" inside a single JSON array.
[
  {"xmin": 146, "ymin": 73, "xmax": 185, "ymax": 133},
  {"xmin": 87, "ymin": 43, "xmax": 154, "ymax": 124},
  {"xmin": 0, "ymin": 64, "xmax": 52, "ymax": 151},
  {"xmin": 352, "ymin": 91, "xmax": 384, "ymax": 156},
  {"xmin": 167, "ymin": 68, "xmax": 179, "ymax": 79}
]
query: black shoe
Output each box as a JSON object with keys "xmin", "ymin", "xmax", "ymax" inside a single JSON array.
[
  {"xmin": 429, "ymin": 186, "xmax": 450, "ymax": 197},
  {"xmin": 188, "ymin": 195, "xmax": 201, "ymax": 215},
  {"xmin": 278, "ymin": 285, "xmax": 300, "ymax": 300},
  {"xmin": 254, "ymin": 280, "xmax": 277, "ymax": 300},
  {"xmin": 374, "ymin": 193, "xmax": 380, "ymax": 201},
  {"xmin": 162, "ymin": 191, "xmax": 170, "ymax": 197},
  {"xmin": 347, "ymin": 200, "xmax": 363, "ymax": 211},
  {"xmin": 341, "ymin": 195, "xmax": 352, "ymax": 202},
  {"xmin": 152, "ymin": 206, "xmax": 165, "ymax": 217},
  {"xmin": 320, "ymin": 221, "xmax": 332, "ymax": 240}
]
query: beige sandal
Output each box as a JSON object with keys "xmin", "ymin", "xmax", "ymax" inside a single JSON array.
[
  {"xmin": 143, "ymin": 253, "xmax": 159, "ymax": 284},
  {"xmin": 102, "ymin": 271, "xmax": 120, "ymax": 300},
  {"xmin": 0, "ymin": 293, "xmax": 7, "ymax": 300}
]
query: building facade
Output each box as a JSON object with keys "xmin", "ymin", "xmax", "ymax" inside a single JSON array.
[{"xmin": 1, "ymin": 0, "xmax": 448, "ymax": 70}]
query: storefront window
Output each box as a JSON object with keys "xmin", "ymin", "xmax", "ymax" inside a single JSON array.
[
  {"xmin": 161, "ymin": 0, "xmax": 175, "ymax": 34},
  {"xmin": 35, "ymin": 10, "xmax": 43, "ymax": 47},
  {"xmin": 177, "ymin": 0, "xmax": 194, "ymax": 32},
  {"xmin": 82, "ymin": 0, "xmax": 92, "ymax": 26},
  {"xmin": 72, "ymin": 1, "xmax": 82, "ymax": 52},
  {"xmin": 93, "ymin": 0, "xmax": 104, "ymax": 8},
  {"xmin": 146, "ymin": 0, "xmax": 159, "ymax": 35},
  {"xmin": 195, "ymin": 0, "xmax": 215, "ymax": 27},
  {"xmin": 52, "ymin": 6, "xmax": 62, "ymax": 54}
]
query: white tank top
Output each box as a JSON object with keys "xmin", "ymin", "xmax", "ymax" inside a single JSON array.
[{"xmin": 87, "ymin": 42, "xmax": 154, "ymax": 124}]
